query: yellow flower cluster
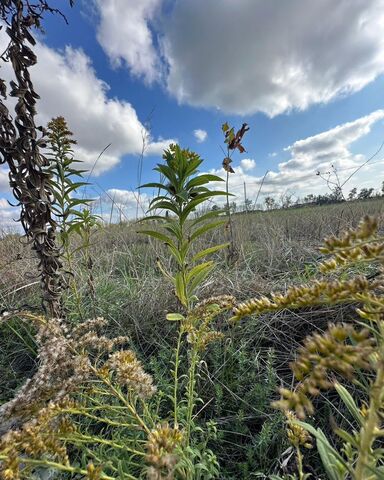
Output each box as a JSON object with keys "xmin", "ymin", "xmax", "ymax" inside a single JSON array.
[
  {"xmin": 232, "ymin": 276, "xmax": 378, "ymax": 321},
  {"xmin": 0, "ymin": 400, "xmax": 75, "ymax": 479},
  {"xmin": 320, "ymin": 216, "xmax": 378, "ymax": 254},
  {"xmin": 145, "ymin": 423, "xmax": 183, "ymax": 480},
  {"xmin": 184, "ymin": 295, "xmax": 235, "ymax": 351},
  {"xmin": 285, "ymin": 411, "xmax": 312, "ymax": 449},
  {"xmin": 273, "ymin": 323, "xmax": 375, "ymax": 419}
]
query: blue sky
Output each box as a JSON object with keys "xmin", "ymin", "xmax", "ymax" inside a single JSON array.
[{"xmin": 1, "ymin": 0, "xmax": 384, "ymax": 224}]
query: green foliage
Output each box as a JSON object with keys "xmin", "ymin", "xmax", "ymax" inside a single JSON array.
[
  {"xmin": 139, "ymin": 143, "xmax": 228, "ymax": 308},
  {"xmin": 47, "ymin": 116, "xmax": 91, "ymax": 249},
  {"xmin": 235, "ymin": 216, "xmax": 384, "ymax": 480}
]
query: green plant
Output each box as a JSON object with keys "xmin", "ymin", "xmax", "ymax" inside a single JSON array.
[
  {"xmin": 0, "ymin": 144, "xmax": 236, "ymax": 480},
  {"xmin": 47, "ymin": 117, "xmax": 100, "ymax": 318},
  {"xmin": 233, "ymin": 216, "xmax": 384, "ymax": 480}
]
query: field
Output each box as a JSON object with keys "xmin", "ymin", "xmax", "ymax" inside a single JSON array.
[{"xmin": 1, "ymin": 196, "xmax": 383, "ymax": 479}]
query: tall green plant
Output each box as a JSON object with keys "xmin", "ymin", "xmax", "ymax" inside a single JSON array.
[
  {"xmin": 139, "ymin": 144, "xmax": 232, "ymax": 457},
  {"xmin": 47, "ymin": 117, "xmax": 99, "ymax": 318},
  {"xmin": 139, "ymin": 143, "xmax": 229, "ymax": 308}
]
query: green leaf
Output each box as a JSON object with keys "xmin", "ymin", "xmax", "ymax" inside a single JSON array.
[
  {"xmin": 138, "ymin": 215, "xmax": 167, "ymax": 223},
  {"xmin": 295, "ymin": 421, "xmax": 349, "ymax": 479},
  {"xmin": 139, "ymin": 182, "xmax": 168, "ymax": 190},
  {"xmin": 190, "ymin": 220, "xmax": 226, "ymax": 242},
  {"xmin": 334, "ymin": 382, "xmax": 364, "ymax": 426},
  {"xmin": 181, "ymin": 191, "xmax": 230, "ymax": 222},
  {"xmin": 137, "ymin": 229, "xmax": 176, "ymax": 248},
  {"xmin": 166, "ymin": 313, "xmax": 185, "ymax": 322},
  {"xmin": 192, "ymin": 243, "xmax": 229, "ymax": 262},
  {"xmin": 186, "ymin": 262, "xmax": 215, "ymax": 295},
  {"xmin": 333, "ymin": 427, "xmax": 358, "ymax": 448},
  {"xmin": 186, "ymin": 261, "xmax": 214, "ymax": 283},
  {"xmin": 191, "ymin": 210, "xmax": 226, "ymax": 227},
  {"xmin": 148, "ymin": 200, "xmax": 179, "ymax": 216},
  {"xmin": 186, "ymin": 174, "xmax": 224, "ymax": 189},
  {"xmin": 175, "ymin": 272, "xmax": 187, "ymax": 307},
  {"xmin": 222, "ymin": 122, "xmax": 229, "ymax": 132}
]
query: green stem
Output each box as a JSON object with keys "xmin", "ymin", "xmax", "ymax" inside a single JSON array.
[
  {"xmin": 0, "ymin": 455, "xmax": 118, "ymax": 480},
  {"xmin": 173, "ymin": 328, "xmax": 183, "ymax": 428},
  {"xmin": 94, "ymin": 368, "xmax": 150, "ymax": 435},
  {"xmin": 354, "ymin": 359, "xmax": 384, "ymax": 479},
  {"xmin": 185, "ymin": 346, "xmax": 199, "ymax": 446}
]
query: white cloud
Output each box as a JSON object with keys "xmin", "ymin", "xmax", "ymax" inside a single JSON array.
[
  {"xmin": 0, "ymin": 200, "xmax": 17, "ymax": 231},
  {"xmin": 193, "ymin": 129, "xmax": 208, "ymax": 143},
  {"xmin": 93, "ymin": 0, "xmax": 162, "ymax": 83},
  {"xmin": 0, "ymin": 169, "xmax": 8, "ymax": 192},
  {"xmin": 0, "ymin": 35, "xmax": 173, "ymax": 176},
  {"xmin": 99, "ymin": 188, "xmax": 150, "ymax": 220},
  {"xmin": 240, "ymin": 159, "xmax": 256, "ymax": 171},
  {"xmin": 163, "ymin": 0, "xmax": 384, "ymax": 115},
  {"xmin": 94, "ymin": 0, "xmax": 384, "ymax": 116},
  {"xmin": 208, "ymin": 110, "xmax": 384, "ymax": 203},
  {"xmin": 144, "ymin": 138, "xmax": 176, "ymax": 156}
]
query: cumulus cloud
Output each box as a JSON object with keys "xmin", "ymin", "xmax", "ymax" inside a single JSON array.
[
  {"xmin": 0, "ymin": 36, "xmax": 173, "ymax": 176},
  {"xmin": 240, "ymin": 159, "xmax": 256, "ymax": 171},
  {"xmin": 193, "ymin": 129, "xmax": 208, "ymax": 143},
  {"xmin": 99, "ymin": 188, "xmax": 150, "ymax": 220},
  {"xmin": 0, "ymin": 169, "xmax": 8, "ymax": 193},
  {"xmin": 208, "ymin": 110, "xmax": 384, "ymax": 203},
  {"xmin": 93, "ymin": 0, "xmax": 162, "ymax": 83},
  {"xmin": 163, "ymin": 0, "xmax": 384, "ymax": 115},
  {"xmin": 94, "ymin": 0, "xmax": 384, "ymax": 116},
  {"xmin": 0, "ymin": 199, "xmax": 18, "ymax": 231}
]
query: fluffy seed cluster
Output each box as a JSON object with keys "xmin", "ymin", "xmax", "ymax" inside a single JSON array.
[
  {"xmin": 273, "ymin": 323, "xmax": 375, "ymax": 419},
  {"xmin": 0, "ymin": 315, "xmax": 129, "ymax": 426},
  {"xmin": 184, "ymin": 295, "xmax": 235, "ymax": 350},
  {"xmin": 146, "ymin": 423, "xmax": 183, "ymax": 480},
  {"xmin": 0, "ymin": 400, "xmax": 75, "ymax": 479},
  {"xmin": 107, "ymin": 350, "xmax": 157, "ymax": 399},
  {"xmin": 285, "ymin": 411, "xmax": 312, "ymax": 449}
]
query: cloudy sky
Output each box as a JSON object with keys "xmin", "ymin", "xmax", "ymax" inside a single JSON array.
[{"xmin": 1, "ymin": 0, "xmax": 384, "ymax": 225}]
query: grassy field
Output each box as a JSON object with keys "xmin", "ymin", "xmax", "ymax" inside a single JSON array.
[{"xmin": 0, "ymin": 197, "xmax": 383, "ymax": 478}]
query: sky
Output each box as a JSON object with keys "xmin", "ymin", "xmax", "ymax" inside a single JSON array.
[{"xmin": 1, "ymin": 0, "xmax": 384, "ymax": 226}]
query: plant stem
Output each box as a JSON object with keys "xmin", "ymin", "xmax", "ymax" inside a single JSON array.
[
  {"xmin": 173, "ymin": 328, "xmax": 183, "ymax": 428},
  {"xmin": 185, "ymin": 346, "xmax": 199, "ymax": 446},
  {"xmin": 0, "ymin": 455, "xmax": 119, "ymax": 480},
  {"xmin": 354, "ymin": 338, "xmax": 384, "ymax": 479}
]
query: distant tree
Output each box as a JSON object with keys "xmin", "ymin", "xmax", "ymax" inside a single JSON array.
[
  {"xmin": 244, "ymin": 198, "xmax": 253, "ymax": 212},
  {"xmin": 211, "ymin": 204, "xmax": 219, "ymax": 211},
  {"xmin": 229, "ymin": 201, "xmax": 237, "ymax": 213},
  {"xmin": 330, "ymin": 186, "xmax": 344, "ymax": 202},
  {"xmin": 303, "ymin": 194, "xmax": 316, "ymax": 204},
  {"xmin": 280, "ymin": 192, "xmax": 294, "ymax": 209},
  {"xmin": 348, "ymin": 187, "xmax": 357, "ymax": 201},
  {"xmin": 265, "ymin": 196, "xmax": 276, "ymax": 210},
  {"xmin": 358, "ymin": 188, "xmax": 374, "ymax": 200},
  {"xmin": 382, "ymin": 181, "xmax": 384, "ymax": 196}
]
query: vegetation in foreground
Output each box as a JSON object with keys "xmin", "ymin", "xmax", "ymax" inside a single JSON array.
[{"xmin": 1, "ymin": 2, "xmax": 384, "ymax": 479}]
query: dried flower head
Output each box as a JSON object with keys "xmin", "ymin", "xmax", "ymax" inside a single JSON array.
[
  {"xmin": 107, "ymin": 350, "xmax": 157, "ymax": 399},
  {"xmin": 0, "ymin": 314, "xmax": 129, "ymax": 429}
]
